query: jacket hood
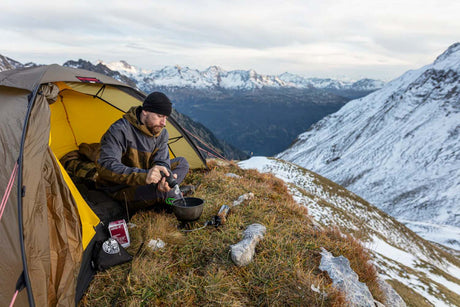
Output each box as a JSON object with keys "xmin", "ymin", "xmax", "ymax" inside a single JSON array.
[{"xmin": 123, "ymin": 106, "xmax": 162, "ymax": 137}]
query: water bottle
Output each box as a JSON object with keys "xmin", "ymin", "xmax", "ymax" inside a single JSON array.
[
  {"xmin": 160, "ymin": 170, "xmax": 181, "ymax": 195},
  {"xmin": 160, "ymin": 170, "xmax": 177, "ymax": 188}
]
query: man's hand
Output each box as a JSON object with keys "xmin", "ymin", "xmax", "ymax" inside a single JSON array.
[
  {"xmin": 156, "ymin": 172, "xmax": 178, "ymax": 193},
  {"xmin": 146, "ymin": 165, "xmax": 169, "ymax": 185}
]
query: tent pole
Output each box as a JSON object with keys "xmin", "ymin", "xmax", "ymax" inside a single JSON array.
[{"xmin": 16, "ymin": 85, "xmax": 41, "ymax": 307}]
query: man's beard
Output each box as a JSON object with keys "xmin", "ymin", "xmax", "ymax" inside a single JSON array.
[{"xmin": 148, "ymin": 125, "xmax": 164, "ymax": 135}]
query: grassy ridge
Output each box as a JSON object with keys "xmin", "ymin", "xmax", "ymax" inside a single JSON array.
[{"xmin": 81, "ymin": 161, "xmax": 383, "ymax": 306}]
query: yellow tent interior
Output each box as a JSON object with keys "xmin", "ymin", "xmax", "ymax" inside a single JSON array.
[{"xmin": 50, "ymin": 81, "xmax": 206, "ymax": 168}]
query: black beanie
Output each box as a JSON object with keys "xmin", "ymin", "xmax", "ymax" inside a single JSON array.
[{"xmin": 142, "ymin": 92, "xmax": 172, "ymax": 116}]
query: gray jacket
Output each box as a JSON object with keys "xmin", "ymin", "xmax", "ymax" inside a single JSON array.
[{"xmin": 96, "ymin": 106, "xmax": 170, "ymax": 189}]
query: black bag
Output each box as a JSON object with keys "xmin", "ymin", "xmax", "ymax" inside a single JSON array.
[{"xmin": 91, "ymin": 238, "xmax": 133, "ymax": 271}]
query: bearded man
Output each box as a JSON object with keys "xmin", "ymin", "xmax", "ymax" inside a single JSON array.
[{"xmin": 96, "ymin": 92, "xmax": 190, "ymax": 212}]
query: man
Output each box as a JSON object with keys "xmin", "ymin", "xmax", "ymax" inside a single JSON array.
[{"xmin": 96, "ymin": 92, "xmax": 189, "ymax": 212}]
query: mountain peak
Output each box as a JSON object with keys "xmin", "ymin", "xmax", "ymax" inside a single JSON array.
[
  {"xmin": 63, "ymin": 59, "xmax": 95, "ymax": 69},
  {"xmin": 102, "ymin": 60, "xmax": 141, "ymax": 75},
  {"xmin": 205, "ymin": 65, "xmax": 225, "ymax": 74},
  {"xmin": 434, "ymin": 42, "xmax": 460, "ymax": 68},
  {"xmin": 119, "ymin": 60, "xmax": 132, "ymax": 67},
  {"xmin": 0, "ymin": 55, "xmax": 24, "ymax": 71}
]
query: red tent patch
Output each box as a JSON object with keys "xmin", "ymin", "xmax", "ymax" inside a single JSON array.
[{"xmin": 76, "ymin": 76, "xmax": 102, "ymax": 83}]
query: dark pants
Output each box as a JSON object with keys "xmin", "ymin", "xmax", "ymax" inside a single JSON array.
[{"xmin": 111, "ymin": 157, "xmax": 189, "ymax": 213}]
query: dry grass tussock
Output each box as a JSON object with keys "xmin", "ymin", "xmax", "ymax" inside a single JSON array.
[{"xmin": 80, "ymin": 160, "xmax": 383, "ymax": 306}]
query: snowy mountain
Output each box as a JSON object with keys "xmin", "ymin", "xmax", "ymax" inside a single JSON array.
[
  {"xmin": 0, "ymin": 54, "xmax": 384, "ymax": 93},
  {"xmin": 277, "ymin": 43, "xmax": 460, "ymax": 249},
  {"xmin": 239, "ymin": 157, "xmax": 460, "ymax": 307},
  {"xmin": 0, "ymin": 55, "xmax": 36, "ymax": 71},
  {"xmin": 278, "ymin": 72, "xmax": 384, "ymax": 91},
  {"xmin": 102, "ymin": 60, "xmax": 384, "ymax": 93},
  {"xmin": 0, "ymin": 55, "xmax": 22, "ymax": 71}
]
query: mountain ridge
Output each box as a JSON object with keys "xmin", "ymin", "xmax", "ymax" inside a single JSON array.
[
  {"xmin": 0, "ymin": 54, "xmax": 385, "ymax": 94},
  {"xmin": 100, "ymin": 59, "xmax": 385, "ymax": 94}
]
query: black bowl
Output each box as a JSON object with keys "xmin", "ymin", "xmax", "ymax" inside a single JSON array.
[{"xmin": 172, "ymin": 197, "xmax": 204, "ymax": 222}]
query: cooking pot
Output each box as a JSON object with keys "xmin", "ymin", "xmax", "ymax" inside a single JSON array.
[{"xmin": 172, "ymin": 197, "xmax": 204, "ymax": 222}]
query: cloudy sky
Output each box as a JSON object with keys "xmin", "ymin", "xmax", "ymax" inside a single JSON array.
[{"xmin": 1, "ymin": 0, "xmax": 459, "ymax": 81}]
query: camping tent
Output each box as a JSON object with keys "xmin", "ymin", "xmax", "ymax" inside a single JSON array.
[{"xmin": 0, "ymin": 64, "xmax": 207, "ymax": 306}]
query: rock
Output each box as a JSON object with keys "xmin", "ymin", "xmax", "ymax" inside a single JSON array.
[
  {"xmin": 231, "ymin": 192, "xmax": 254, "ymax": 207},
  {"xmin": 319, "ymin": 248, "xmax": 375, "ymax": 307},
  {"xmin": 147, "ymin": 238, "xmax": 165, "ymax": 251},
  {"xmin": 377, "ymin": 276, "xmax": 407, "ymax": 307},
  {"xmin": 230, "ymin": 223, "xmax": 266, "ymax": 266},
  {"xmin": 225, "ymin": 173, "xmax": 241, "ymax": 179}
]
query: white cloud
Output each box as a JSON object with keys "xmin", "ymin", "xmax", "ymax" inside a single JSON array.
[{"xmin": 1, "ymin": 0, "xmax": 459, "ymax": 80}]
